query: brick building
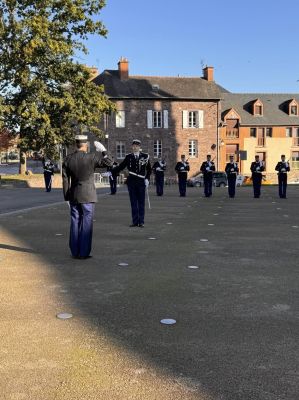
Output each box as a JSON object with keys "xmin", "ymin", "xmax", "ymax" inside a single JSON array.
[
  {"xmin": 219, "ymin": 93, "xmax": 299, "ymax": 180},
  {"xmin": 91, "ymin": 58, "xmax": 299, "ymax": 182},
  {"xmin": 92, "ymin": 58, "xmax": 226, "ymax": 178}
]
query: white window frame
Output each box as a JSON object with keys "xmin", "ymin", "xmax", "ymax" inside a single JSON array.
[
  {"xmin": 153, "ymin": 139, "xmax": 162, "ymax": 158},
  {"xmin": 116, "ymin": 141, "xmax": 126, "ymax": 159},
  {"xmin": 153, "ymin": 111, "xmax": 162, "ymax": 128},
  {"xmin": 286, "ymin": 127, "xmax": 292, "ymax": 137},
  {"xmin": 188, "ymin": 139, "xmax": 198, "ymax": 158},
  {"xmin": 116, "ymin": 110, "xmax": 125, "ymax": 128},
  {"xmin": 182, "ymin": 110, "xmax": 204, "ymax": 129}
]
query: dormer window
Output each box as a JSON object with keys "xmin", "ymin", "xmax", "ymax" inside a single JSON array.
[
  {"xmin": 253, "ymin": 100, "xmax": 263, "ymax": 116},
  {"xmin": 151, "ymin": 84, "xmax": 159, "ymax": 91},
  {"xmin": 289, "ymin": 99, "xmax": 298, "ymax": 115}
]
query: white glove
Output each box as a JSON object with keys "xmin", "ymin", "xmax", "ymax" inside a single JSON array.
[
  {"xmin": 94, "ymin": 141, "xmax": 107, "ymax": 152},
  {"xmin": 256, "ymin": 167, "xmax": 260, "ymax": 171},
  {"xmin": 101, "ymin": 172, "xmax": 112, "ymax": 177},
  {"xmin": 281, "ymin": 168, "xmax": 286, "ymax": 172},
  {"xmin": 206, "ymin": 167, "xmax": 210, "ymax": 171},
  {"xmin": 145, "ymin": 179, "xmax": 149, "ymax": 187},
  {"xmin": 180, "ymin": 167, "xmax": 184, "ymax": 170}
]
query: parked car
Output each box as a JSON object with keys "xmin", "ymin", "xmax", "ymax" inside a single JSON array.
[{"xmin": 187, "ymin": 171, "xmax": 228, "ymax": 187}]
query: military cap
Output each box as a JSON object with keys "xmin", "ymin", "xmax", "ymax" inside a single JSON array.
[
  {"xmin": 132, "ymin": 139, "xmax": 141, "ymax": 145},
  {"xmin": 75, "ymin": 134, "xmax": 88, "ymax": 142}
]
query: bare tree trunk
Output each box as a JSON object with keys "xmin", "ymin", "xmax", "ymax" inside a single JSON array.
[{"xmin": 19, "ymin": 149, "xmax": 27, "ymax": 174}]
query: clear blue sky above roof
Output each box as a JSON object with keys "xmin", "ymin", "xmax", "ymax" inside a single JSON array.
[{"xmin": 76, "ymin": 0, "xmax": 299, "ymax": 93}]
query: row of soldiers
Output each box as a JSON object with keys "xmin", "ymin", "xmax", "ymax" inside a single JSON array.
[{"xmin": 60, "ymin": 135, "xmax": 290, "ymax": 259}]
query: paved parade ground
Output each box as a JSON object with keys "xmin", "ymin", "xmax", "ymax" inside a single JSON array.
[{"xmin": 0, "ymin": 184, "xmax": 298, "ymax": 400}]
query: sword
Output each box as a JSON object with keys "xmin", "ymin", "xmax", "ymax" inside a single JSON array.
[{"xmin": 146, "ymin": 186, "xmax": 151, "ymax": 209}]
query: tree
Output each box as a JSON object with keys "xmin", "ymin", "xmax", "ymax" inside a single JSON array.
[{"xmin": 0, "ymin": 0, "xmax": 115, "ymax": 173}]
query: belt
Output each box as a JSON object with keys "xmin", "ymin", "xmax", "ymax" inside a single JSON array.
[{"xmin": 129, "ymin": 171, "xmax": 145, "ymax": 179}]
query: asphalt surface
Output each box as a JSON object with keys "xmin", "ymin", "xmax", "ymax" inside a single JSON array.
[{"xmin": 0, "ymin": 184, "xmax": 298, "ymax": 400}]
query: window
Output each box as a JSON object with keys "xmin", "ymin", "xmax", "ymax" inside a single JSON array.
[
  {"xmin": 189, "ymin": 112, "xmax": 197, "ymax": 128},
  {"xmin": 293, "ymin": 128, "xmax": 299, "ymax": 146},
  {"xmin": 153, "ymin": 111, "xmax": 162, "ymax": 128},
  {"xmin": 153, "ymin": 140, "xmax": 162, "ymax": 158},
  {"xmin": 116, "ymin": 141, "xmax": 126, "ymax": 159},
  {"xmin": 188, "ymin": 140, "xmax": 198, "ymax": 157},
  {"xmin": 266, "ymin": 128, "xmax": 272, "ymax": 137},
  {"xmin": 250, "ymin": 128, "xmax": 256, "ymax": 137},
  {"xmin": 182, "ymin": 110, "xmax": 204, "ymax": 129},
  {"xmin": 257, "ymin": 128, "xmax": 265, "ymax": 147},
  {"xmin": 290, "ymin": 105, "xmax": 298, "ymax": 115},
  {"xmin": 103, "ymin": 113, "xmax": 109, "ymax": 131},
  {"xmin": 255, "ymin": 105, "xmax": 263, "ymax": 115},
  {"xmin": 286, "ymin": 127, "xmax": 292, "ymax": 137},
  {"xmin": 291, "ymin": 151, "xmax": 299, "ymax": 169},
  {"xmin": 115, "ymin": 111, "xmax": 125, "ymax": 128},
  {"xmin": 147, "ymin": 110, "xmax": 168, "ymax": 129}
]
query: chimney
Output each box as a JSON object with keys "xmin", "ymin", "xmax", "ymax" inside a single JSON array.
[
  {"xmin": 203, "ymin": 66, "xmax": 214, "ymax": 82},
  {"xmin": 118, "ymin": 57, "xmax": 129, "ymax": 80},
  {"xmin": 86, "ymin": 66, "xmax": 99, "ymax": 80}
]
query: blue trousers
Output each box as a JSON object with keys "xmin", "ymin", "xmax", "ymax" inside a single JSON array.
[
  {"xmin": 44, "ymin": 172, "xmax": 52, "ymax": 192},
  {"xmin": 178, "ymin": 174, "xmax": 187, "ymax": 196},
  {"xmin": 227, "ymin": 175, "xmax": 236, "ymax": 197},
  {"xmin": 278, "ymin": 174, "xmax": 287, "ymax": 198},
  {"xmin": 155, "ymin": 173, "xmax": 164, "ymax": 196},
  {"xmin": 69, "ymin": 203, "xmax": 94, "ymax": 257},
  {"xmin": 252, "ymin": 174, "xmax": 262, "ymax": 198},
  {"xmin": 203, "ymin": 174, "xmax": 213, "ymax": 197},
  {"xmin": 127, "ymin": 181, "xmax": 145, "ymax": 225},
  {"xmin": 109, "ymin": 176, "xmax": 117, "ymax": 194}
]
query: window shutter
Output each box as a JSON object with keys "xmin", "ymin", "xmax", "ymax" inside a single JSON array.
[
  {"xmin": 196, "ymin": 110, "xmax": 204, "ymax": 128},
  {"xmin": 182, "ymin": 110, "xmax": 188, "ymax": 129},
  {"xmin": 163, "ymin": 110, "xmax": 168, "ymax": 129},
  {"xmin": 147, "ymin": 110, "xmax": 153, "ymax": 129}
]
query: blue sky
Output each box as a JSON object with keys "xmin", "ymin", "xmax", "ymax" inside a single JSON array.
[{"xmin": 78, "ymin": 0, "xmax": 299, "ymax": 93}]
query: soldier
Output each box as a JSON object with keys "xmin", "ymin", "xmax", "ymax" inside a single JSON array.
[
  {"xmin": 250, "ymin": 155, "xmax": 265, "ymax": 198},
  {"xmin": 175, "ymin": 155, "xmax": 189, "ymax": 197},
  {"xmin": 152, "ymin": 158, "xmax": 166, "ymax": 196},
  {"xmin": 107, "ymin": 158, "xmax": 119, "ymax": 195},
  {"xmin": 275, "ymin": 154, "xmax": 290, "ymax": 198},
  {"xmin": 42, "ymin": 157, "xmax": 55, "ymax": 192},
  {"xmin": 225, "ymin": 155, "xmax": 239, "ymax": 198},
  {"xmin": 200, "ymin": 155, "xmax": 215, "ymax": 197},
  {"xmin": 112, "ymin": 139, "xmax": 151, "ymax": 227},
  {"xmin": 62, "ymin": 135, "xmax": 112, "ymax": 259}
]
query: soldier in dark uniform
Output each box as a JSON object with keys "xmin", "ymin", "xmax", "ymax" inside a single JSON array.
[
  {"xmin": 112, "ymin": 139, "xmax": 151, "ymax": 227},
  {"xmin": 152, "ymin": 158, "xmax": 166, "ymax": 196},
  {"xmin": 107, "ymin": 158, "xmax": 119, "ymax": 195},
  {"xmin": 250, "ymin": 155, "xmax": 265, "ymax": 198},
  {"xmin": 225, "ymin": 155, "xmax": 239, "ymax": 198},
  {"xmin": 200, "ymin": 155, "xmax": 215, "ymax": 197},
  {"xmin": 42, "ymin": 157, "xmax": 55, "ymax": 192},
  {"xmin": 175, "ymin": 155, "xmax": 189, "ymax": 197},
  {"xmin": 62, "ymin": 135, "xmax": 112, "ymax": 259},
  {"xmin": 275, "ymin": 154, "xmax": 290, "ymax": 198}
]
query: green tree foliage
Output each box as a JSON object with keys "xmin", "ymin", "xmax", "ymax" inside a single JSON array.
[{"xmin": 0, "ymin": 0, "xmax": 114, "ymax": 169}]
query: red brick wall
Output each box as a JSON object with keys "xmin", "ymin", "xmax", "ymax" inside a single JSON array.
[{"xmin": 96, "ymin": 99, "xmax": 219, "ymax": 178}]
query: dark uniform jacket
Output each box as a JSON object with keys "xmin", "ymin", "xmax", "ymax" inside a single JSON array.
[
  {"xmin": 43, "ymin": 159, "xmax": 55, "ymax": 175},
  {"xmin": 152, "ymin": 160, "xmax": 166, "ymax": 175},
  {"xmin": 250, "ymin": 161, "xmax": 265, "ymax": 176},
  {"xmin": 113, "ymin": 152, "xmax": 151, "ymax": 182},
  {"xmin": 275, "ymin": 161, "xmax": 290, "ymax": 174},
  {"xmin": 225, "ymin": 162, "xmax": 239, "ymax": 176},
  {"xmin": 175, "ymin": 161, "xmax": 190, "ymax": 175},
  {"xmin": 200, "ymin": 161, "xmax": 215, "ymax": 175},
  {"xmin": 62, "ymin": 151, "xmax": 112, "ymax": 203}
]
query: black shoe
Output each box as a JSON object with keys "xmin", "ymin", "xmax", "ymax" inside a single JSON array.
[
  {"xmin": 129, "ymin": 224, "xmax": 138, "ymax": 227},
  {"xmin": 138, "ymin": 224, "xmax": 144, "ymax": 228},
  {"xmin": 78, "ymin": 255, "xmax": 92, "ymax": 260}
]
